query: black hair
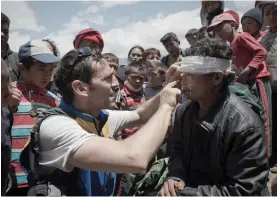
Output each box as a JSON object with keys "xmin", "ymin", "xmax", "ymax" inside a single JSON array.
[
  {"xmin": 185, "ymin": 29, "xmax": 198, "ymax": 37},
  {"xmin": 127, "ymin": 45, "xmax": 144, "ymax": 58},
  {"xmin": 125, "ymin": 62, "xmax": 145, "ymax": 76},
  {"xmin": 185, "ymin": 37, "xmax": 235, "ymax": 83},
  {"xmin": 1, "ymin": 13, "xmax": 10, "ymax": 27},
  {"xmin": 20, "ymin": 57, "xmax": 35, "ymax": 70},
  {"xmin": 142, "ymin": 48, "xmax": 161, "ymax": 61},
  {"xmin": 160, "ymin": 32, "xmax": 179, "ymax": 44},
  {"xmin": 145, "ymin": 61, "xmax": 168, "ymax": 76},
  {"xmin": 42, "ymin": 39, "xmax": 60, "ymax": 57},
  {"xmin": 54, "ymin": 49, "xmax": 103, "ymax": 104},
  {"xmin": 102, "ymin": 53, "xmax": 119, "ymax": 62}
]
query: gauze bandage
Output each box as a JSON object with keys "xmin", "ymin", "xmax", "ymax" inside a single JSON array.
[{"xmin": 179, "ymin": 56, "xmax": 231, "ymax": 74}]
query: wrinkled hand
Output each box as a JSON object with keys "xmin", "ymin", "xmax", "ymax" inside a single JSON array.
[
  {"xmin": 9, "ymin": 87, "xmax": 23, "ymax": 112},
  {"xmin": 158, "ymin": 179, "xmax": 185, "ymax": 196},
  {"xmin": 160, "ymin": 81, "xmax": 181, "ymax": 109},
  {"xmin": 165, "ymin": 62, "xmax": 182, "ymax": 85}
]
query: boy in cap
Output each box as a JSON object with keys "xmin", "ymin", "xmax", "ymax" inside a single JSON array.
[
  {"xmin": 73, "ymin": 28, "xmax": 104, "ymax": 53},
  {"xmin": 242, "ymin": 8, "xmax": 265, "ymax": 41},
  {"xmin": 160, "ymin": 32, "xmax": 186, "ymax": 68},
  {"xmin": 207, "ymin": 12, "xmax": 272, "ymax": 157},
  {"xmin": 7, "ymin": 40, "xmax": 60, "ymax": 195}
]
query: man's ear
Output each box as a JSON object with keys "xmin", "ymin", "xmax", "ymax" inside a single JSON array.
[
  {"xmin": 71, "ymin": 80, "xmax": 89, "ymax": 96},
  {"xmin": 212, "ymin": 72, "xmax": 224, "ymax": 86}
]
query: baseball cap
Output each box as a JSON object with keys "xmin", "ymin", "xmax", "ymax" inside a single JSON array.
[
  {"xmin": 206, "ymin": 13, "xmax": 237, "ymax": 32},
  {"xmin": 18, "ymin": 39, "xmax": 59, "ymax": 64}
]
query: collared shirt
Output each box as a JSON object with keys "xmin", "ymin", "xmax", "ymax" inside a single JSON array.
[{"xmin": 119, "ymin": 86, "xmax": 145, "ymax": 111}]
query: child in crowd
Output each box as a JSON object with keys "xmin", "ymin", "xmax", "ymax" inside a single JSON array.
[
  {"xmin": 119, "ymin": 62, "xmax": 145, "ymax": 139},
  {"xmin": 160, "ymin": 32, "xmax": 186, "ymax": 67},
  {"xmin": 207, "ymin": 12, "xmax": 272, "ymax": 157},
  {"xmin": 200, "ymin": 0, "xmax": 224, "ymax": 27},
  {"xmin": 185, "ymin": 28, "xmax": 198, "ymax": 45},
  {"xmin": 241, "ymin": 8, "xmax": 266, "ymax": 41},
  {"xmin": 116, "ymin": 45, "xmax": 144, "ymax": 83},
  {"xmin": 7, "ymin": 40, "xmax": 60, "ymax": 196},
  {"xmin": 142, "ymin": 48, "xmax": 161, "ymax": 63},
  {"xmin": 144, "ymin": 61, "xmax": 167, "ymax": 100}
]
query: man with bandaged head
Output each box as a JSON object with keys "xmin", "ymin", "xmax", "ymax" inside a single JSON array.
[{"xmin": 159, "ymin": 37, "xmax": 269, "ymax": 196}]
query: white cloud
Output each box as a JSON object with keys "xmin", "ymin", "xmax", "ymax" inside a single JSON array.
[
  {"xmin": 8, "ymin": 32, "xmax": 31, "ymax": 52},
  {"xmin": 1, "ymin": 1, "xmax": 45, "ymax": 32}
]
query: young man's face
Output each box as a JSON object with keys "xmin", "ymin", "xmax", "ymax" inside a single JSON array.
[
  {"xmin": 87, "ymin": 59, "xmax": 116, "ymax": 109},
  {"xmin": 206, "ymin": 1, "xmax": 221, "ymax": 13},
  {"xmin": 181, "ymin": 73, "xmax": 221, "ymax": 101},
  {"xmin": 126, "ymin": 70, "xmax": 144, "ymax": 90},
  {"xmin": 22, "ymin": 61, "xmax": 55, "ymax": 89},
  {"xmin": 263, "ymin": 4, "xmax": 277, "ymax": 29},
  {"xmin": 242, "ymin": 17, "xmax": 261, "ymax": 36},
  {"xmin": 129, "ymin": 48, "xmax": 143, "ymax": 63},
  {"xmin": 1, "ymin": 63, "xmax": 12, "ymax": 107},
  {"xmin": 147, "ymin": 70, "xmax": 165, "ymax": 88},
  {"xmin": 145, "ymin": 53, "xmax": 161, "ymax": 62},
  {"xmin": 163, "ymin": 40, "xmax": 179, "ymax": 55},
  {"xmin": 1, "ymin": 23, "xmax": 9, "ymax": 49}
]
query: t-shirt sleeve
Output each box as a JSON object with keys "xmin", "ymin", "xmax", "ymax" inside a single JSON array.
[
  {"xmin": 105, "ymin": 110, "xmax": 140, "ymax": 137},
  {"xmin": 39, "ymin": 115, "xmax": 96, "ymax": 172}
]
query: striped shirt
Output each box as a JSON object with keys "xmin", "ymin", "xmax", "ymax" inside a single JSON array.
[{"xmin": 10, "ymin": 83, "xmax": 60, "ymax": 188}]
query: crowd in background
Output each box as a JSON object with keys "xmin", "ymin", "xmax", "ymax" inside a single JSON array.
[{"xmin": 1, "ymin": 0, "xmax": 277, "ymax": 196}]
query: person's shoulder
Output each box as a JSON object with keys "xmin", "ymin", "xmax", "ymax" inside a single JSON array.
[{"xmin": 225, "ymin": 93, "xmax": 262, "ymax": 129}]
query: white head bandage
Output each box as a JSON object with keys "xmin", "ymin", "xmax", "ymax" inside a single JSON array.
[{"xmin": 179, "ymin": 56, "xmax": 231, "ymax": 74}]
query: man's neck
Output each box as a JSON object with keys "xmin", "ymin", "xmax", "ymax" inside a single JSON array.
[{"xmin": 72, "ymin": 99, "xmax": 100, "ymax": 118}]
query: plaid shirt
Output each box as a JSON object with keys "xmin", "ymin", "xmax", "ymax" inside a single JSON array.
[{"xmin": 118, "ymin": 86, "xmax": 145, "ymax": 138}]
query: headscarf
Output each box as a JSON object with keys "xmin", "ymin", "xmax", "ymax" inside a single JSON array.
[{"xmin": 73, "ymin": 28, "xmax": 104, "ymax": 49}]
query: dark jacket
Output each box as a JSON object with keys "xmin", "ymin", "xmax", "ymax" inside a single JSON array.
[
  {"xmin": 168, "ymin": 89, "xmax": 269, "ymax": 196},
  {"xmin": 1, "ymin": 44, "xmax": 21, "ymax": 82}
]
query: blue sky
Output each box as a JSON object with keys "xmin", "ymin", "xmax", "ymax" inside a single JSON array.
[{"xmin": 2, "ymin": 1, "xmax": 254, "ymax": 63}]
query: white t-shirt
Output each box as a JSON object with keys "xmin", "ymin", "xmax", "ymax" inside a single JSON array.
[{"xmin": 39, "ymin": 110, "xmax": 138, "ymax": 172}]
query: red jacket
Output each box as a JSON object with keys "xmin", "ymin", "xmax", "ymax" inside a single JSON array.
[{"xmin": 231, "ymin": 32, "xmax": 270, "ymax": 80}]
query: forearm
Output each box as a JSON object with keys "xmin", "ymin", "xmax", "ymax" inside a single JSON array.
[
  {"xmin": 135, "ymin": 92, "xmax": 161, "ymax": 124},
  {"xmin": 124, "ymin": 104, "xmax": 173, "ymax": 170}
]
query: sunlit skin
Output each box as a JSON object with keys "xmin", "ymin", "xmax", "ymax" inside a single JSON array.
[
  {"xmin": 147, "ymin": 70, "xmax": 165, "ymax": 89},
  {"xmin": 145, "ymin": 53, "xmax": 161, "ymax": 62},
  {"xmin": 163, "ymin": 40, "xmax": 179, "ymax": 57},
  {"xmin": 242, "ymin": 17, "xmax": 261, "ymax": 38}
]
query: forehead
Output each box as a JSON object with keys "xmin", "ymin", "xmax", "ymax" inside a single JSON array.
[
  {"xmin": 92, "ymin": 59, "xmax": 114, "ymax": 78},
  {"xmin": 33, "ymin": 61, "xmax": 56, "ymax": 69},
  {"xmin": 242, "ymin": 17, "xmax": 257, "ymax": 23},
  {"xmin": 131, "ymin": 48, "xmax": 142, "ymax": 54},
  {"xmin": 264, "ymin": 4, "xmax": 276, "ymax": 12}
]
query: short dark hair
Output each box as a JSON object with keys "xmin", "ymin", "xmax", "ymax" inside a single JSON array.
[
  {"xmin": 102, "ymin": 53, "xmax": 119, "ymax": 63},
  {"xmin": 54, "ymin": 49, "xmax": 103, "ymax": 104},
  {"xmin": 127, "ymin": 45, "xmax": 144, "ymax": 58},
  {"xmin": 160, "ymin": 32, "xmax": 179, "ymax": 44},
  {"xmin": 20, "ymin": 57, "xmax": 36, "ymax": 70},
  {"xmin": 43, "ymin": 39, "xmax": 60, "ymax": 57},
  {"xmin": 185, "ymin": 29, "xmax": 198, "ymax": 38},
  {"xmin": 125, "ymin": 62, "xmax": 145, "ymax": 76},
  {"xmin": 185, "ymin": 37, "xmax": 235, "ymax": 83},
  {"xmin": 142, "ymin": 48, "xmax": 161, "ymax": 61},
  {"xmin": 1, "ymin": 13, "xmax": 10, "ymax": 27},
  {"xmin": 145, "ymin": 61, "xmax": 167, "ymax": 76}
]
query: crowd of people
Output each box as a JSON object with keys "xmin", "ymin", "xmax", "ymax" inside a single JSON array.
[{"xmin": 1, "ymin": 0, "xmax": 277, "ymax": 196}]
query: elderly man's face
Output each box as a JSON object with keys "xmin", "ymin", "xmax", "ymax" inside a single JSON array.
[{"xmin": 181, "ymin": 73, "xmax": 219, "ymax": 101}]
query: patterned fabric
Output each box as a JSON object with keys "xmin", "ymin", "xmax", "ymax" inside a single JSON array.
[
  {"xmin": 144, "ymin": 83, "xmax": 162, "ymax": 101},
  {"xmin": 118, "ymin": 86, "xmax": 145, "ymax": 138},
  {"xmin": 10, "ymin": 83, "xmax": 60, "ymax": 188}
]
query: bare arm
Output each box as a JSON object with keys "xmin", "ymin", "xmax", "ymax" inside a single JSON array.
[
  {"xmin": 69, "ymin": 104, "xmax": 174, "ymax": 173},
  {"xmin": 69, "ymin": 82, "xmax": 181, "ymax": 173}
]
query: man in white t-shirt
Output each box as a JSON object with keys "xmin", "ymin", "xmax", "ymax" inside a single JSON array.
[{"xmin": 28, "ymin": 47, "xmax": 180, "ymax": 195}]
